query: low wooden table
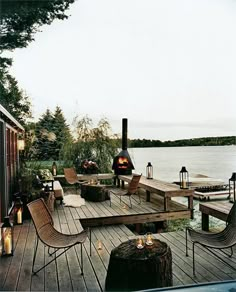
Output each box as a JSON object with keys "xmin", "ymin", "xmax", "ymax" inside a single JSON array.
[
  {"xmin": 105, "ymin": 238, "xmax": 172, "ymax": 291},
  {"xmin": 81, "ymin": 184, "xmax": 110, "ymax": 202}
]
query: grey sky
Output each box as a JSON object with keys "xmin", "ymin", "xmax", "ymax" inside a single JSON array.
[{"xmin": 6, "ymin": 0, "xmax": 236, "ymax": 140}]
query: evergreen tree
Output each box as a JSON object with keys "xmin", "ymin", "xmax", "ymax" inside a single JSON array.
[
  {"xmin": 53, "ymin": 106, "xmax": 73, "ymax": 159},
  {"xmin": 0, "ymin": 58, "xmax": 31, "ymax": 124},
  {"xmin": 34, "ymin": 107, "xmax": 73, "ymax": 160}
]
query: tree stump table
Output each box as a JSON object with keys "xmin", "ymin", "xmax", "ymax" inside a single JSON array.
[
  {"xmin": 81, "ymin": 184, "xmax": 110, "ymax": 202},
  {"xmin": 105, "ymin": 238, "xmax": 172, "ymax": 291}
]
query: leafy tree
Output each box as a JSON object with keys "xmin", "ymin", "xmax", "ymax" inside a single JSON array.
[
  {"xmin": 63, "ymin": 116, "xmax": 118, "ymax": 173},
  {"xmin": 0, "ymin": 58, "xmax": 32, "ymax": 124},
  {"xmin": 0, "ymin": 0, "xmax": 75, "ymax": 51}
]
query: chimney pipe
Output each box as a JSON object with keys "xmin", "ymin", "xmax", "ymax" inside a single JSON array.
[{"xmin": 122, "ymin": 118, "xmax": 128, "ymax": 150}]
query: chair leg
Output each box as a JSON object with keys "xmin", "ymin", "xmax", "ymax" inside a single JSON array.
[
  {"xmin": 193, "ymin": 243, "xmax": 196, "ymax": 276},
  {"xmin": 89, "ymin": 228, "xmax": 92, "ymax": 257},
  {"xmin": 129, "ymin": 196, "xmax": 132, "ymax": 208},
  {"xmin": 81, "ymin": 244, "xmax": 84, "ymax": 275},
  {"xmin": 32, "ymin": 236, "xmax": 39, "ymax": 274},
  {"xmin": 185, "ymin": 228, "xmax": 188, "ymax": 256}
]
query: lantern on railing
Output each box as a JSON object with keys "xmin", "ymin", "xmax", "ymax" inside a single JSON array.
[
  {"xmin": 13, "ymin": 197, "xmax": 23, "ymax": 225},
  {"xmin": 52, "ymin": 161, "xmax": 57, "ymax": 176},
  {"xmin": 146, "ymin": 162, "xmax": 153, "ymax": 179},
  {"xmin": 179, "ymin": 166, "xmax": 189, "ymax": 189},
  {"xmin": 229, "ymin": 172, "xmax": 236, "ymax": 203},
  {"xmin": 1, "ymin": 217, "xmax": 13, "ymax": 256}
]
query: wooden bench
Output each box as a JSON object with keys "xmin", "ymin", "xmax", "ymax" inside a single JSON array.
[
  {"xmin": 43, "ymin": 179, "xmax": 64, "ymax": 205},
  {"xmin": 118, "ymin": 175, "xmax": 194, "ymax": 218},
  {"xmin": 199, "ymin": 201, "xmax": 232, "ymax": 231}
]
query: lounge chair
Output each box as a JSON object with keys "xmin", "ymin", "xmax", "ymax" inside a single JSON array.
[
  {"xmin": 27, "ymin": 198, "xmax": 90, "ymax": 275},
  {"xmin": 64, "ymin": 167, "xmax": 87, "ymax": 193},
  {"xmin": 186, "ymin": 201, "xmax": 236, "ymax": 275},
  {"xmin": 110, "ymin": 174, "xmax": 142, "ymax": 208}
]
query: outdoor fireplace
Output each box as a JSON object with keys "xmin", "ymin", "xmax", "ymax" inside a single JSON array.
[{"xmin": 112, "ymin": 118, "xmax": 134, "ymax": 175}]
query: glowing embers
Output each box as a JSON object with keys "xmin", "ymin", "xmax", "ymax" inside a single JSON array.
[{"xmin": 117, "ymin": 156, "xmax": 129, "ymax": 169}]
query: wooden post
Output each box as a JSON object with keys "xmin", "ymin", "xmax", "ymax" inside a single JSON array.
[
  {"xmin": 202, "ymin": 213, "xmax": 209, "ymax": 231},
  {"xmin": 146, "ymin": 190, "xmax": 151, "ymax": 202}
]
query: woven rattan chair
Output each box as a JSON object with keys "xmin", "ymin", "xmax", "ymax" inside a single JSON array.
[
  {"xmin": 186, "ymin": 201, "xmax": 236, "ymax": 276},
  {"xmin": 110, "ymin": 174, "xmax": 142, "ymax": 208},
  {"xmin": 64, "ymin": 167, "xmax": 87, "ymax": 193},
  {"xmin": 27, "ymin": 198, "xmax": 90, "ymax": 275}
]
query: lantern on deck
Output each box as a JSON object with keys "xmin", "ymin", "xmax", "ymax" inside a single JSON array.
[
  {"xmin": 146, "ymin": 162, "xmax": 153, "ymax": 179},
  {"xmin": 13, "ymin": 197, "xmax": 23, "ymax": 225},
  {"xmin": 179, "ymin": 166, "xmax": 189, "ymax": 189},
  {"xmin": 52, "ymin": 161, "xmax": 57, "ymax": 176},
  {"xmin": 1, "ymin": 217, "xmax": 14, "ymax": 256},
  {"xmin": 229, "ymin": 172, "xmax": 236, "ymax": 203}
]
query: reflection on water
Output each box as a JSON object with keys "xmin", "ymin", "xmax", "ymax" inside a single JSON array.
[{"xmin": 129, "ymin": 146, "xmax": 236, "ymax": 231}]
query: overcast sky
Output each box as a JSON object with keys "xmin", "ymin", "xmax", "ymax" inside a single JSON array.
[{"xmin": 6, "ymin": 0, "xmax": 236, "ymax": 140}]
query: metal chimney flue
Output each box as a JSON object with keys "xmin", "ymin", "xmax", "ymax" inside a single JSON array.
[{"xmin": 122, "ymin": 118, "xmax": 128, "ymax": 150}]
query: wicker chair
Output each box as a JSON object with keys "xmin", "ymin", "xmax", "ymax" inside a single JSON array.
[
  {"xmin": 64, "ymin": 167, "xmax": 87, "ymax": 193},
  {"xmin": 186, "ymin": 201, "xmax": 236, "ymax": 276},
  {"xmin": 27, "ymin": 198, "xmax": 90, "ymax": 275},
  {"xmin": 110, "ymin": 174, "xmax": 142, "ymax": 208}
]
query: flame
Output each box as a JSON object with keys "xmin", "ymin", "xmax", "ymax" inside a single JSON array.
[{"xmin": 117, "ymin": 157, "xmax": 129, "ymax": 168}]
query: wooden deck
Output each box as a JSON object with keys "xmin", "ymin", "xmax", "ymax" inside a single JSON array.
[
  {"xmin": 199, "ymin": 200, "xmax": 232, "ymax": 231},
  {"xmin": 65, "ymin": 188, "xmax": 193, "ymax": 227},
  {"xmin": 1, "ymin": 202, "xmax": 236, "ymax": 291}
]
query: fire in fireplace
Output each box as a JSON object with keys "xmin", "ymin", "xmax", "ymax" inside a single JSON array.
[{"xmin": 112, "ymin": 118, "xmax": 134, "ymax": 175}]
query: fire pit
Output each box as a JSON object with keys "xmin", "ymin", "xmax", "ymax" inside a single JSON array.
[{"xmin": 112, "ymin": 118, "xmax": 134, "ymax": 175}]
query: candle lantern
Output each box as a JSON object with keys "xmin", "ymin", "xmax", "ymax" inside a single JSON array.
[
  {"xmin": 13, "ymin": 197, "xmax": 23, "ymax": 225},
  {"xmin": 136, "ymin": 236, "xmax": 144, "ymax": 249},
  {"xmin": 179, "ymin": 166, "xmax": 189, "ymax": 189},
  {"xmin": 17, "ymin": 139, "xmax": 25, "ymax": 151},
  {"xmin": 1, "ymin": 217, "xmax": 14, "ymax": 256},
  {"xmin": 229, "ymin": 172, "xmax": 236, "ymax": 203},
  {"xmin": 146, "ymin": 162, "xmax": 153, "ymax": 179},
  {"xmin": 145, "ymin": 232, "xmax": 153, "ymax": 246},
  {"xmin": 52, "ymin": 161, "xmax": 57, "ymax": 176}
]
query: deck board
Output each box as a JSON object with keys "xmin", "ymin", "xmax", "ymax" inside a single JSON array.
[{"xmin": 1, "ymin": 194, "xmax": 236, "ymax": 291}]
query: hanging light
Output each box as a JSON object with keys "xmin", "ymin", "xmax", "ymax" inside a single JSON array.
[
  {"xmin": 13, "ymin": 197, "xmax": 23, "ymax": 225},
  {"xmin": 179, "ymin": 166, "xmax": 189, "ymax": 189},
  {"xmin": 1, "ymin": 217, "xmax": 14, "ymax": 256},
  {"xmin": 229, "ymin": 172, "xmax": 236, "ymax": 203},
  {"xmin": 17, "ymin": 139, "xmax": 25, "ymax": 151},
  {"xmin": 146, "ymin": 162, "xmax": 153, "ymax": 179}
]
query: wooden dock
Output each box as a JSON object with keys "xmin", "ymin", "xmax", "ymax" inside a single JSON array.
[{"xmin": 1, "ymin": 201, "xmax": 236, "ymax": 291}]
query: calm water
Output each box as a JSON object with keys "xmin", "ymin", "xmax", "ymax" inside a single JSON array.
[
  {"xmin": 129, "ymin": 146, "xmax": 236, "ymax": 184},
  {"xmin": 128, "ymin": 146, "xmax": 236, "ymax": 229}
]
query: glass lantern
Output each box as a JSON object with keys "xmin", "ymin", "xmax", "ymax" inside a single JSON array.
[
  {"xmin": 179, "ymin": 166, "xmax": 189, "ymax": 189},
  {"xmin": 229, "ymin": 172, "xmax": 236, "ymax": 203},
  {"xmin": 1, "ymin": 217, "xmax": 14, "ymax": 256},
  {"xmin": 146, "ymin": 162, "xmax": 153, "ymax": 179},
  {"xmin": 13, "ymin": 197, "xmax": 23, "ymax": 225},
  {"xmin": 52, "ymin": 161, "xmax": 57, "ymax": 176}
]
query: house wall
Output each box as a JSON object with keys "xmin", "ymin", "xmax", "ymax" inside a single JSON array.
[{"xmin": 0, "ymin": 105, "xmax": 23, "ymax": 221}]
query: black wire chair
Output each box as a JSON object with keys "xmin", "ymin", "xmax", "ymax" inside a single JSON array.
[{"xmin": 186, "ymin": 201, "xmax": 236, "ymax": 276}]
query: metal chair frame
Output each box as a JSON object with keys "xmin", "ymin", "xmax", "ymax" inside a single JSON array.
[
  {"xmin": 28, "ymin": 198, "xmax": 91, "ymax": 275},
  {"xmin": 110, "ymin": 174, "xmax": 142, "ymax": 208},
  {"xmin": 186, "ymin": 201, "xmax": 236, "ymax": 276}
]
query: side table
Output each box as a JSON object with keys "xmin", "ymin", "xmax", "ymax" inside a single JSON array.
[
  {"xmin": 81, "ymin": 184, "xmax": 110, "ymax": 202},
  {"xmin": 105, "ymin": 238, "xmax": 172, "ymax": 291}
]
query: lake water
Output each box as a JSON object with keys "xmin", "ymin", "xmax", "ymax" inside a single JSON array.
[
  {"xmin": 128, "ymin": 145, "xmax": 236, "ymax": 184},
  {"xmin": 127, "ymin": 145, "xmax": 236, "ymax": 230}
]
